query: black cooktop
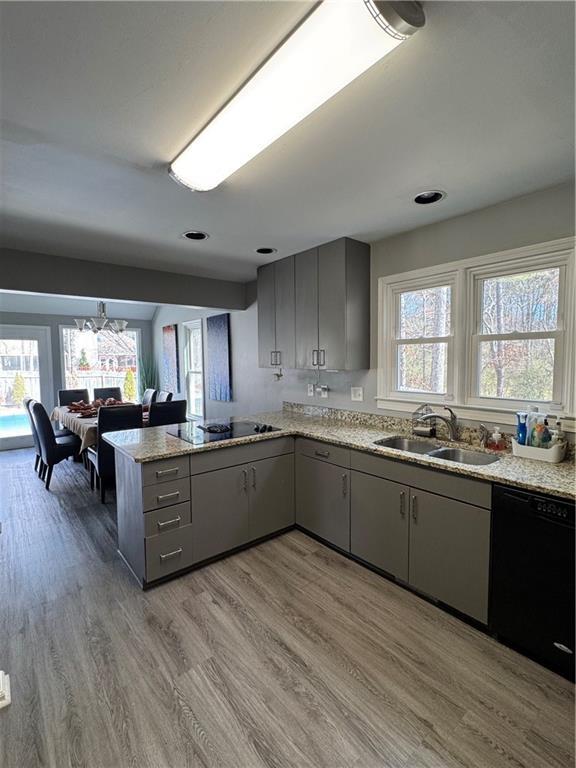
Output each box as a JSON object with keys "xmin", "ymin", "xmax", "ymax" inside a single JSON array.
[{"xmin": 166, "ymin": 420, "xmax": 280, "ymax": 445}]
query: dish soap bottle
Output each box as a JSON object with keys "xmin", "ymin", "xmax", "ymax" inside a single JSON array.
[{"xmin": 487, "ymin": 426, "xmax": 506, "ymax": 451}]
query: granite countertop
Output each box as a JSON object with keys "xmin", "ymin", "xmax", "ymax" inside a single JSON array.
[{"xmin": 103, "ymin": 411, "xmax": 576, "ymax": 500}]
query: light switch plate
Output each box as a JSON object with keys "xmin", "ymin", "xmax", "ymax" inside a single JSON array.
[
  {"xmin": 351, "ymin": 387, "xmax": 363, "ymax": 402},
  {"xmin": 307, "ymin": 384, "xmax": 315, "ymax": 397}
]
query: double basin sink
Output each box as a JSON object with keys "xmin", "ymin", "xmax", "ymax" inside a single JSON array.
[{"xmin": 374, "ymin": 436, "xmax": 500, "ymax": 466}]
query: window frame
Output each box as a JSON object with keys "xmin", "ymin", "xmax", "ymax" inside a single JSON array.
[
  {"xmin": 377, "ymin": 237, "xmax": 575, "ymax": 427},
  {"xmin": 183, "ymin": 319, "xmax": 204, "ymax": 420},
  {"xmin": 59, "ymin": 324, "xmax": 142, "ymax": 399}
]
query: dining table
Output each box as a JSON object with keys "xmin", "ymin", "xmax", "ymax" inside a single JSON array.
[{"xmin": 50, "ymin": 404, "xmax": 148, "ymax": 452}]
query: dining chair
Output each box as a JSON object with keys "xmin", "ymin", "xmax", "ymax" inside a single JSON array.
[
  {"xmin": 141, "ymin": 388, "xmax": 157, "ymax": 407},
  {"xmin": 86, "ymin": 404, "xmax": 143, "ymax": 503},
  {"xmin": 58, "ymin": 388, "xmax": 90, "ymax": 406},
  {"xmin": 24, "ymin": 398, "xmax": 78, "ymax": 476},
  {"xmin": 30, "ymin": 402, "xmax": 82, "ymax": 490},
  {"xmin": 156, "ymin": 390, "xmax": 173, "ymax": 402},
  {"xmin": 148, "ymin": 399, "xmax": 187, "ymax": 427},
  {"xmin": 93, "ymin": 386, "xmax": 123, "ymax": 401}
]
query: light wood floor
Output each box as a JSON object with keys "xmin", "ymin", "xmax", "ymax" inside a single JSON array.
[{"xmin": 1, "ymin": 449, "xmax": 574, "ymax": 768}]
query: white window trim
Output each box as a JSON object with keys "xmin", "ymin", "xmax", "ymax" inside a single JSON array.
[
  {"xmin": 183, "ymin": 319, "xmax": 204, "ymax": 420},
  {"xmin": 377, "ymin": 236, "xmax": 576, "ymax": 430}
]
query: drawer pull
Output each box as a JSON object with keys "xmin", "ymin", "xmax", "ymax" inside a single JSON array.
[
  {"xmin": 156, "ymin": 467, "xmax": 179, "ymax": 478},
  {"xmin": 157, "ymin": 491, "xmax": 180, "ymax": 503},
  {"xmin": 159, "ymin": 548, "xmax": 183, "ymax": 562},
  {"xmin": 315, "ymin": 450, "xmax": 330, "ymax": 458},
  {"xmin": 553, "ymin": 642, "xmax": 573, "ymax": 654},
  {"xmin": 157, "ymin": 515, "xmax": 182, "ymax": 530}
]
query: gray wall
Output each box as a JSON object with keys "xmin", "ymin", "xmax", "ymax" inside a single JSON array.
[
  {"xmin": 0, "ymin": 310, "xmax": 153, "ymax": 411},
  {"xmin": 152, "ymin": 284, "xmax": 284, "ymax": 420},
  {"xmin": 0, "ymin": 248, "xmax": 247, "ymax": 310},
  {"xmin": 278, "ymin": 182, "xmax": 575, "ymax": 414}
]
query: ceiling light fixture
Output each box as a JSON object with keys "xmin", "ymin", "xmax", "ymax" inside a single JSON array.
[
  {"xmin": 182, "ymin": 230, "xmax": 209, "ymax": 240},
  {"xmin": 414, "ymin": 190, "xmax": 446, "ymax": 205},
  {"xmin": 170, "ymin": 1, "xmax": 424, "ymax": 192},
  {"xmin": 74, "ymin": 302, "xmax": 128, "ymax": 334},
  {"xmin": 255, "ymin": 247, "xmax": 278, "ymax": 255}
]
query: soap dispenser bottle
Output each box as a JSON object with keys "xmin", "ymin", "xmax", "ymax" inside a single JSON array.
[{"xmin": 487, "ymin": 426, "xmax": 506, "ymax": 451}]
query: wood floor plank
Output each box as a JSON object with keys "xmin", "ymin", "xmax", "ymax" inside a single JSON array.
[{"xmin": 1, "ymin": 448, "xmax": 573, "ymax": 768}]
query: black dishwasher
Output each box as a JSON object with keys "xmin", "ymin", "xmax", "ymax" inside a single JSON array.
[{"xmin": 490, "ymin": 485, "xmax": 575, "ymax": 680}]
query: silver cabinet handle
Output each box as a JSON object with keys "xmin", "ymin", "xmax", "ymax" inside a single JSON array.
[
  {"xmin": 411, "ymin": 494, "xmax": 418, "ymax": 523},
  {"xmin": 159, "ymin": 548, "xmax": 183, "ymax": 562},
  {"xmin": 276, "ymin": 351, "xmax": 281, "ymax": 366},
  {"xmin": 270, "ymin": 350, "xmax": 275, "ymax": 366},
  {"xmin": 312, "ymin": 349, "xmax": 318, "ymax": 366},
  {"xmin": 155, "ymin": 467, "xmax": 179, "ymax": 478},
  {"xmin": 157, "ymin": 491, "xmax": 180, "ymax": 502},
  {"xmin": 400, "ymin": 491, "xmax": 406, "ymax": 518},
  {"xmin": 251, "ymin": 466, "xmax": 256, "ymax": 489},
  {"xmin": 342, "ymin": 473, "xmax": 348, "ymax": 496},
  {"xmin": 242, "ymin": 468, "xmax": 248, "ymax": 492},
  {"xmin": 553, "ymin": 642, "xmax": 573, "ymax": 654},
  {"xmin": 157, "ymin": 515, "xmax": 182, "ymax": 530},
  {"xmin": 319, "ymin": 349, "xmax": 326, "ymax": 367},
  {"xmin": 315, "ymin": 450, "xmax": 330, "ymax": 458}
]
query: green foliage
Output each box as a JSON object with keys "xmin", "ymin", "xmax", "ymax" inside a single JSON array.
[
  {"xmin": 78, "ymin": 348, "xmax": 90, "ymax": 370},
  {"xmin": 138, "ymin": 353, "xmax": 159, "ymax": 399},
  {"xmin": 12, "ymin": 372, "xmax": 26, "ymax": 404},
  {"xmin": 123, "ymin": 368, "xmax": 136, "ymax": 402}
]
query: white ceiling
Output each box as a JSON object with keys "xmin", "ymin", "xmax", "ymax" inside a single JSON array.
[
  {"xmin": 0, "ymin": 291, "xmax": 159, "ymax": 321},
  {"xmin": 0, "ymin": 1, "xmax": 574, "ymax": 282}
]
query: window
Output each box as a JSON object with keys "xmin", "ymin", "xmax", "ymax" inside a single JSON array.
[
  {"xmin": 378, "ymin": 238, "xmax": 575, "ymax": 421},
  {"xmin": 184, "ymin": 320, "xmax": 204, "ymax": 418},
  {"xmin": 60, "ymin": 327, "xmax": 140, "ymax": 400}
]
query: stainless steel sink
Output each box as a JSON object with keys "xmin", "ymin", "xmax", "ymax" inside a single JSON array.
[
  {"xmin": 427, "ymin": 447, "xmax": 500, "ymax": 465},
  {"xmin": 374, "ymin": 436, "xmax": 439, "ymax": 454}
]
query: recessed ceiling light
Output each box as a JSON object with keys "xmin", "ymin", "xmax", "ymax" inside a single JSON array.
[
  {"xmin": 255, "ymin": 247, "xmax": 278, "ymax": 255},
  {"xmin": 414, "ymin": 190, "xmax": 446, "ymax": 205},
  {"xmin": 170, "ymin": 1, "xmax": 425, "ymax": 191},
  {"xmin": 182, "ymin": 230, "xmax": 209, "ymax": 240}
]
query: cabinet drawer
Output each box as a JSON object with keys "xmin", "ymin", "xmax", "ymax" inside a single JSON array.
[
  {"xmin": 144, "ymin": 501, "xmax": 191, "ymax": 538},
  {"xmin": 189, "ymin": 437, "xmax": 294, "ymax": 475},
  {"xmin": 296, "ymin": 438, "xmax": 350, "ymax": 468},
  {"xmin": 143, "ymin": 477, "xmax": 190, "ymax": 511},
  {"xmin": 145, "ymin": 524, "xmax": 194, "ymax": 582},
  {"xmin": 142, "ymin": 456, "xmax": 190, "ymax": 487}
]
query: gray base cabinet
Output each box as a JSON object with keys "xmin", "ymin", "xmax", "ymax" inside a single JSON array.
[
  {"xmin": 296, "ymin": 454, "xmax": 350, "ymax": 551},
  {"xmin": 249, "ymin": 454, "xmax": 294, "ymax": 540},
  {"xmin": 408, "ymin": 489, "xmax": 490, "ymax": 623},
  {"xmin": 350, "ymin": 472, "xmax": 409, "ymax": 581},
  {"xmin": 191, "ymin": 465, "xmax": 251, "ymax": 563}
]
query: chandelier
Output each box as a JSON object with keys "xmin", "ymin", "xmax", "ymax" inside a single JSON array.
[{"xmin": 74, "ymin": 302, "xmax": 128, "ymax": 334}]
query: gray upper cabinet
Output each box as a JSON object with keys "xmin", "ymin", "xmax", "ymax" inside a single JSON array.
[
  {"xmin": 257, "ymin": 256, "xmax": 295, "ymax": 368},
  {"xmin": 408, "ymin": 489, "xmax": 490, "ymax": 623},
  {"xmin": 350, "ymin": 472, "xmax": 410, "ymax": 582},
  {"xmin": 296, "ymin": 454, "xmax": 350, "ymax": 551},
  {"xmin": 295, "ymin": 238, "xmax": 370, "ymax": 371},
  {"xmin": 295, "ymin": 248, "xmax": 319, "ymax": 369}
]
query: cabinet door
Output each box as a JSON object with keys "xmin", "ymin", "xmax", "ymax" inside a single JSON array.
[
  {"xmin": 350, "ymin": 472, "xmax": 409, "ymax": 581},
  {"xmin": 274, "ymin": 255, "xmax": 296, "ymax": 369},
  {"xmin": 318, "ymin": 239, "xmax": 346, "ymax": 370},
  {"xmin": 191, "ymin": 465, "xmax": 250, "ymax": 563},
  {"xmin": 257, "ymin": 262, "xmax": 276, "ymax": 368},
  {"xmin": 408, "ymin": 489, "xmax": 490, "ymax": 623},
  {"xmin": 249, "ymin": 454, "xmax": 295, "ymax": 540},
  {"xmin": 296, "ymin": 454, "xmax": 350, "ymax": 551},
  {"xmin": 295, "ymin": 248, "xmax": 319, "ymax": 369}
]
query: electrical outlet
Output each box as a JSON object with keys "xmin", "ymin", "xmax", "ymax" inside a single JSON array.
[
  {"xmin": 319, "ymin": 386, "xmax": 329, "ymax": 399},
  {"xmin": 307, "ymin": 383, "xmax": 315, "ymax": 397},
  {"xmin": 351, "ymin": 387, "xmax": 363, "ymax": 402}
]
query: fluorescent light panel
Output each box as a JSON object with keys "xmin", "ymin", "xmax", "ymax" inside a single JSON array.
[{"xmin": 171, "ymin": 0, "xmax": 420, "ymax": 192}]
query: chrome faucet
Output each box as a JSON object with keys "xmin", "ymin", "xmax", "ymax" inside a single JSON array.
[{"xmin": 416, "ymin": 406, "xmax": 459, "ymax": 441}]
